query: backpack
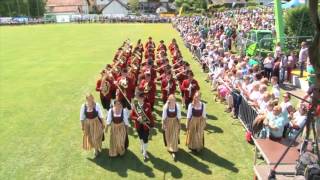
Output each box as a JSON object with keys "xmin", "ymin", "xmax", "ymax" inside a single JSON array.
[{"xmin": 296, "ymin": 152, "xmax": 320, "ymax": 177}]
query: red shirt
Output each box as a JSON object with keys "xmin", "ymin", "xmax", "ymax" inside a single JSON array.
[
  {"xmin": 116, "ymin": 76, "xmax": 134, "ymax": 101},
  {"xmin": 181, "ymin": 79, "xmax": 200, "ymax": 100}
]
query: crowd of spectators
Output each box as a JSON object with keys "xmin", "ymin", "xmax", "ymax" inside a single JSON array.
[
  {"xmin": 172, "ymin": 8, "xmax": 319, "ymax": 142},
  {"xmin": 0, "ymin": 15, "xmax": 170, "ymax": 26}
]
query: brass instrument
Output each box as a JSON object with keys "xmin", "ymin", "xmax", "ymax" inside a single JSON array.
[
  {"xmin": 101, "ymin": 80, "xmax": 110, "ymax": 96},
  {"xmin": 144, "ymin": 82, "xmax": 150, "ymax": 93},
  {"xmin": 119, "ymin": 77, "xmax": 128, "ymax": 89}
]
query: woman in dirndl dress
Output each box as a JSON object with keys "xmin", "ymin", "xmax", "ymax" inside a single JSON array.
[
  {"xmin": 162, "ymin": 94, "xmax": 181, "ymax": 160},
  {"xmin": 106, "ymin": 100, "xmax": 130, "ymax": 157},
  {"xmin": 186, "ymin": 91, "xmax": 207, "ymax": 152},
  {"xmin": 80, "ymin": 93, "xmax": 105, "ymax": 157}
]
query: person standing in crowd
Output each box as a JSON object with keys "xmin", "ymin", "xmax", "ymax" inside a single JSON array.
[
  {"xmin": 263, "ymin": 53, "xmax": 273, "ymax": 80},
  {"xmin": 271, "ymin": 76, "xmax": 280, "ymax": 99},
  {"xmin": 306, "ymin": 60, "xmax": 316, "ymax": 87},
  {"xmin": 131, "ymin": 93, "xmax": 154, "ymax": 161},
  {"xmin": 287, "ymin": 51, "xmax": 296, "ymax": 83},
  {"xmin": 299, "ymin": 42, "xmax": 308, "ymax": 77},
  {"xmin": 186, "ymin": 91, "xmax": 206, "ymax": 152},
  {"xmin": 279, "ymin": 52, "xmax": 288, "ymax": 83},
  {"xmin": 264, "ymin": 105, "xmax": 286, "ymax": 141},
  {"xmin": 106, "ymin": 100, "xmax": 130, "ymax": 157},
  {"xmin": 272, "ymin": 57, "xmax": 281, "ymax": 83},
  {"xmin": 181, "ymin": 71, "xmax": 200, "ymax": 109},
  {"xmin": 162, "ymin": 94, "xmax": 181, "ymax": 161},
  {"xmin": 80, "ymin": 93, "xmax": 105, "ymax": 157}
]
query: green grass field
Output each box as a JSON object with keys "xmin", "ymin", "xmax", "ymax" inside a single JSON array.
[{"xmin": 0, "ymin": 24, "xmax": 253, "ymax": 179}]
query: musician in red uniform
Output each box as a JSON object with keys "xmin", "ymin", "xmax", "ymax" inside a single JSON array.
[
  {"xmin": 157, "ymin": 40, "xmax": 167, "ymax": 52},
  {"xmin": 115, "ymin": 68, "xmax": 134, "ymax": 110},
  {"xmin": 181, "ymin": 71, "xmax": 200, "ymax": 109},
  {"xmin": 139, "ymin": 71, "xmax": 156, "ymax": 109},
  {"xmin": 145, "ymin": 36, "xmax": 155, "ymax": 51},
  {"xmin": 161, "ymin": 72, "xmax": 177, "ymax": 103},
  {"xmin": 169, "ymin": 38, "xmax": 179, "ymax": 56},
  {"xmin": 140, "ymin": 60, "xmax": 157, "ymax": 82},
  {"xmin": 130, "ymin": 92, "xmax": 154, "ymax": 161},
  {"xmin": 96, "ymin": 70, "xmax": 116, "ymax": 111},
  {"xmin": 145, "ymin": 48, "xmax": 155, "ymax": 60}
]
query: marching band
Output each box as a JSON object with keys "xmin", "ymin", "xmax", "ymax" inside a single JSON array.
[{"xmin": 80, "ymin": 37, "xmax": 205, "ymax": 161}]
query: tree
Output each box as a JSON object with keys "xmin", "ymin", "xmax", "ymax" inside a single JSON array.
[
  {"xmin": 0, "ymin": 0, "xmax": 45, "ymax": 17},
  {"xmin": 128, "ymin": 0, "xmax": 140, "ymax": 13},
  {"xmin": 306, "ymin": 0, "xmax": 320, "ymax": 156},
  {"xmin": 285, "ymin": 6, "xmax": 315, "ymax": 37}
]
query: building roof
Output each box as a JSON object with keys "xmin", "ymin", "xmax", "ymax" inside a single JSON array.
[
  {"xmin": 100, "ymin": 0, "xmax": 129, "ymax": 12},
  {"xmin": 46, "ymin": 0, "xmax": 84, "ymax": 7}
]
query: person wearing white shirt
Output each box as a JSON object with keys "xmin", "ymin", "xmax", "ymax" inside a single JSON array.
[
  {"xmin": 288, "ymin": 104, "xmax": 307, "ymax": 139},
  {"xmin": 271, "ymin": 76, "xmax": 280, "ymax": 99},
  {"xmin": 80, "ymin": 93, "xmax": 105, "ymax": 157},
  {"xmin": 161, "ymin": 95, "xmax": 182, "ymax": 160},
  {"xmin": 105, "ymin": 100, "xmax": 130, "ymax": 157},
  {"xmin": 186, "ymin": 91, "xmax": 207, "ymax": 152}
]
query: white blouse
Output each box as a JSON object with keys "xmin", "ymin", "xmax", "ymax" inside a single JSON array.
[
  {"xmin": 106, "ymin": 108, "xmax": 130, "ymax": 126},
  {"xmin": 80, "ymin": 103, "xmax": 104, "ymax": 121},
  {"xmin": 187, "ymin": 102, "xmax": 207, "ymax": 120},
  {"xmin": 162, "ymin": 103, "xmax": 182, "ymax": 122}
]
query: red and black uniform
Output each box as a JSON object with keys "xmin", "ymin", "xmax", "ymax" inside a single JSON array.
[
  {"xmin": 161, "ymin": 78, "xmax": 177, "ymax": 103},
  {"xmin": 116, "ymin": 76, "xmax": 135, "ymax": 110},
  {"xmin": 139, "ymin": 79, "xmax": 156, "ymax": 108},
  {"xmin": 96, "ymin": 78, "xmax": 116, "ymax": 110},
  {"xmin": 169, "ymin": 43, "xmax": 179, "ymax": 56},
  {"xmin": 181, "ymin": 79, "xmax": 200, "ymax": 109},
  {"xmin": 145, "ymin": 41, "xmax": 155, "ymax": 51},
  {"xmin": 140, "ymin": 66, "xmax": 157, "ymax": 81},
  {"xmin": 144, "ymin": 50, "xmax": 155, "ymax": 60},
  {"xmin": 130, "ymin": 102, "xmax": 154, "ymax": 143},
  {"xmin": 157, "ymin": 43, "xmax": 167, "ymax": 53}
]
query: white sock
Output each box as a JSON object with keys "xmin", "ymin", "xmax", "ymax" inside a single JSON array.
[
  {"xmin": 143, "ymin": 143, "xmax": 148, "ymax": 156},
  {"xmin": 140, "ymin": 140, "xmax": 144, "ymax": 152}
]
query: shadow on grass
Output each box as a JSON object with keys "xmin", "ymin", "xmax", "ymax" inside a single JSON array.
[
  {"xmin": 194, "ymin": 148, "xmax": 239, "ymax": 173},
  {"xmin": 207, "ymin": 114, "xmax": 218, "ymax": 120},
  {"xmin": 88, "ymin": 149, "xmax": 155, "ymax": 178},
  {"xmin": 148, "ymin": 153, "xmax": 183, "ymax": 179},
  {"xmin": 205, "ymin": 124, "xmax": 223, "ymax": 134},
  {"xmin": 177, "ymin": 149, "xmax": 212, "ymax": 174}
]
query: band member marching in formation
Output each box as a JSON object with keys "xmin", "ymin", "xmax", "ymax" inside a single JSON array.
[
  {"xmin": 80, "ymin": 93, "xmax": 105, "ymax": 157},
  {"xmin": 162, "ymin": 94, "xmax": 181, "ymax": 161},
  {"xmin": 96, "ymin": 70, "xmax": 116, "ymax": 111},
  {"xmin": 106, "ymin": 100, "xmax": 130, "ymax": 157},
  {"xmin": 161, "ymin": 72, "xmax": 177, "ymax": 103},
  {"xmin": 131, "ymin": 93, "xmax": 155, "ymax": 161},
  {"xmin": 181, "ymin": 71, "xmax": 200, "ymax": 109},
  {"xmin": 139, "ymin": 71, "xmax": 156, "ymax": 109},
  {"xmin": 157, "ymin": 40, "xmax": 167, "ymax": 53},
  {"xmin": 116, "ymin": 68, "xmax": 134, "ymax": 111},
  {"xmin": 186, "ymin": 91, "xmax": 207, "ymax": 152}
]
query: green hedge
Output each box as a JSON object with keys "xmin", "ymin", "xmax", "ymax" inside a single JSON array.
[{"xmin": 284, "ymin": 6, "xmax": 316, "ymax": 37}]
